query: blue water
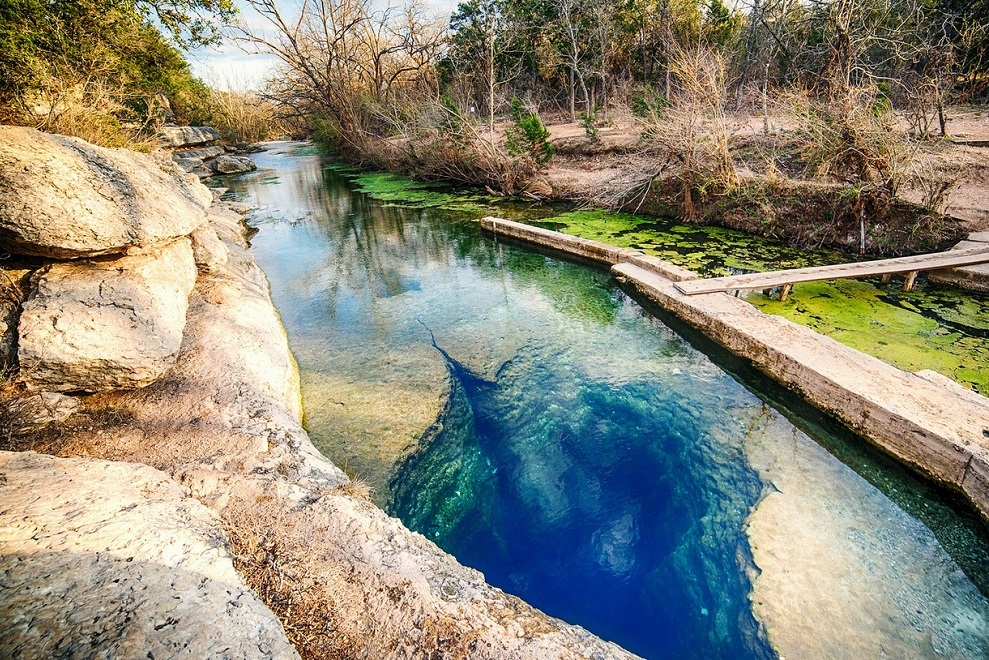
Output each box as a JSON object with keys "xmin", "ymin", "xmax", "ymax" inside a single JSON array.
[{"xmin": 228, "ymin": 143, "xmax": 989, "ymax": 659}]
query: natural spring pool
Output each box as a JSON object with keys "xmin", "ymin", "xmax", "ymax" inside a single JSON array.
[{"xmin": 226, "ymin": 143, "xmax": 989, "ymax": 658}]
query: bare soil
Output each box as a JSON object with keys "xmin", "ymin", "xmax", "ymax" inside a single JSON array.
[{"xmin": 535, "ymin": 107, "xmax": 989, "ymax": 254}]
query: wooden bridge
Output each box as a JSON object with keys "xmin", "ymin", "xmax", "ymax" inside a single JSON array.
[{"xmin": 673, "ymin": 245, "xmax": 989, "ymax": 300}]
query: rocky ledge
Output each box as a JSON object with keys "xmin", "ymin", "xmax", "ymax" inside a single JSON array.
[
  {"xmin": 0, "ymin": 128, "xmax": 635, "ymax": 658},
  {"xmin": 159, "ymin": 124, "xmax": 260, "ymax": 179}
]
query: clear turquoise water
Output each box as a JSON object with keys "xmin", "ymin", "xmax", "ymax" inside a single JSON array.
[{"xmin": 227, "ymin": 144, "xmax": 989, "ymax": 659}]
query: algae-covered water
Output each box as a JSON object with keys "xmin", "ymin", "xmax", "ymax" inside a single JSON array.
[{"xmin": 228, "ymin": 144, "xmax": 989, "ymax": 659}]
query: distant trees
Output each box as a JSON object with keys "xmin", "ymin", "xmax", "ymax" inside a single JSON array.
[{"xmin": 236, "ymin": 0, "xmax": 445, "ymax": 156}]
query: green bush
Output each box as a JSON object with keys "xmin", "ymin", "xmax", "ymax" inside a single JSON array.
[{"xmin": 505, "ymin": 97, "xmax": 554, "ymax": 165}]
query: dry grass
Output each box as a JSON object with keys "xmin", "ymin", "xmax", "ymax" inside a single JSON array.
[
  {"xmin": 202, "ymin": 89, "xmax": 287, "ymax": 144},
  {"xmin": 7, "ymin": 77, "xmax": 161, "ymax": 150},
  {"xmin": 221, "ymin": 496, "xmax": 355, "ymax": 659}
]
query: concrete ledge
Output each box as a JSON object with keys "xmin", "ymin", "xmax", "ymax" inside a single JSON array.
[{"xmin": 481, "ymin": 217, "xmax": 989, "ymax": 523}]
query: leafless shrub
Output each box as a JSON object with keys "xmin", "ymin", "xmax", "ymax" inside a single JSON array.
[
  {"xmin": 909, "ymin": 157, "xmax": 958, "ymax": 215},
  {"xmin": 781, "ymin": 86, "xmax": 913, "ymax": 204},
  {"xmin": 203, "ymin": 88, "xmax": 288, "ymax": 143},
  {"xmin": 641, "ymin": 41, "xmax": 739, "ymax": 220},
  {"xmin": 374, "ymin": 95, "xmax": 538, "ymax": 193}
]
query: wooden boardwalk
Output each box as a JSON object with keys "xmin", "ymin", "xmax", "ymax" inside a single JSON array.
[{"xmin": 673, "ymin": 245, "xmax": 989, "ymax": 299}]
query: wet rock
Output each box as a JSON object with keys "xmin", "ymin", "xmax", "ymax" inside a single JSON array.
[
  {"xmin": 17, "ymin": 239, "xmax": 197, "ymax": 393},
  {"xmin": 159, "ymin": 125, "xmax": 220, "ymax": 147},
  {"xmin": 190, "ymin": 224, "xmax": 229, "ymax": 274},
  {"xmin": 0, "ymin": 450, "xmax": 297, "ymax": 659},
  {"xmin": 192, "ymin": 165, "xmax": 213, "ymax": 180},
  {"xmin": 0, "ymin": 127, "xmax": 211, "ymax": 259},
  {"xmin": 5, "ymin": 392, "xmax": 80, "ymax": 433},
  {"xmin": 209, "ymin": 155, "xmax": 257, "ymax": 175}
]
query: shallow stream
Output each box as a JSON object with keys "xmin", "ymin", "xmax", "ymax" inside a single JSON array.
[{"xmin": 228, "ymin": 144, "xmax": 989, "ymax": 658}]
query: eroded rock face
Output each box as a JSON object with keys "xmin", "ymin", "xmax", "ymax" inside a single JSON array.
[
  {"xmin": 190, "ymin": 224, "xmax": 229, "ymax": 274},
  {"xmin": 17, "ymin": 239, "xmax": 197, "ymax": 392},
  {"xmin": 0, "ymin": 451, "xmax": 297, "ymax": 659},
  {"xmin": 160, "ymin": 125, "xmax": 220, "ymax": 147},
  {"xmin": 210, "ymin": 155, "xmax": 257, "ymax": 174},
  {"xmin": 0, "ymin": 126, "xmax": 212, "ymax": 258}
]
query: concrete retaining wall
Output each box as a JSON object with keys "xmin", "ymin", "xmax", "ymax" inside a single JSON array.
[{"xmin": 480, "ymin": 217, "xmax": 989, "ymax": 523}]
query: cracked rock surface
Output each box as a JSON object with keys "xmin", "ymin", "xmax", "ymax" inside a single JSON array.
[
  {"xmin": 0, "ymin": 450, "xmax": 297, "ymax": 659},
  {"xmin": 17, "ymin": 238, "xmax": 197, "ymax": 392},
  {"xmin": 0, "ymin": 126, "xmax": 211, "ymax": 259}
]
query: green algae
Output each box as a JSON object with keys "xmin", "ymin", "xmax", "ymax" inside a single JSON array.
[
  {"xmin": 542, "ymin": 209, "xmax": 844, "ymax": 276},
  {"xmin": 751, "ymin": 280, "xmax": 989, "ymax": 393},
  {"xmin": 545, "ymin": 208, "xmax": 989, "ymax": 395},
  {"xmin": 346, "ymin": 171, "xmax": 497, "ymax": 212}
]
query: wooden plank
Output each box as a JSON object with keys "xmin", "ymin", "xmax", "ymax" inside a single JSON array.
[
  {"xmin": 673, "ymin": 246, "xmax": 989, "ymax": 296},
  {"xmin": 903, "ymin": 271, "xmax": 918, "ymax": 291}
]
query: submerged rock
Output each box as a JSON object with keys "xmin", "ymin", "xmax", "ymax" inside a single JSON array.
[
  {"xmin": 159, "ymin": 125, "xmax": 220, "ymax": 147},
  {"xmin": 0, "ymin": 127, "xmax": 212, "ymax": 259},
  {"xmin": 0, "ymin": 450, "xmax": 297, "ymax": 659},
  {"xmin": 17, "ymin": 239, "xmax": 197, "ymax": 392},
  {"xmin": 209, "ymin": 155, "xmax": 257, "ymax": 174}
]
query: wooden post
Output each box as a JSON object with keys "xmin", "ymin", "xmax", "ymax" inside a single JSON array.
[
  {"xmin": 903, "ymin": 271, "xmax": 918, "ymax": 291},
  {"xmin": 780, "ymin": 283, "xmax": 793, "ymax": 302},
  {"xmin": 880, "ymin": 273, "xmax": 892, "ymax": 284}
]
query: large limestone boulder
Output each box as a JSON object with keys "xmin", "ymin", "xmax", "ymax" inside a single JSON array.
[
  {"xmin": 17, "ymin": 239, "xmax": 197, "ymax": 392},
  {"xmin": 0, "ymin": 127, "xmax": 212, "ymax": 259},
  {"xmin": 160, "ymin": 125, "xmax": 220, "ymax": 147},
  {"xmin": 209, "ymin": 155, "xmax": 257, "ymax": 174},
  {"xmin": 0, "ymin": 451, "xmax": 297, "ymax": 658}
]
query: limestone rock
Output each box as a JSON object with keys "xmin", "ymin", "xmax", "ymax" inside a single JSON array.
[
  {"xmin": 160, "ymin": 125, "xmax": 220, "ymax": 147},
  {"xmin": 191, "ymin": 224, "xmax": 229, "ymax": 274},
  {"xmin": 210, "ymin": 155, "xmax": 257, "ymax": 174},
  {"xmin": 17, "ymin": 239, "xmax": 197, "ymax": 392},
  {"xmin": 0, "ymin": 127, "xmax": 212, "ymax": 259},
  {"xmin": 174, "ymin": 156, "xmax": 203, "ymax": 173},
  {"xmin": 174, "ymin": 146, "xmax": 225, "ymax": 161},
  {"xmin": 0, "ymin": 451, "xmax": 297, "ymax": 659}
]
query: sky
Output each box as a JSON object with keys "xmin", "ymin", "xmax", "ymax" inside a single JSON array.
[{"xmin": 188, "ymin": 0, "xmax": 456, "ymax": 90}]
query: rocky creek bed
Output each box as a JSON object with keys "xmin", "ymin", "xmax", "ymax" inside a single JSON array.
[
  {"xmin": 3, "ymin": 132, "xmax": 989, "ymax": 658},
  {"xmin": 0, "ymin": 128, "xmax": 634, "ymax": 658}
]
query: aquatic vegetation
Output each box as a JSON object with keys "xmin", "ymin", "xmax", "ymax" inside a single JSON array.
[{"xmin": 547, "ymin": 208, "xmax": 989, "ymax": 394}]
